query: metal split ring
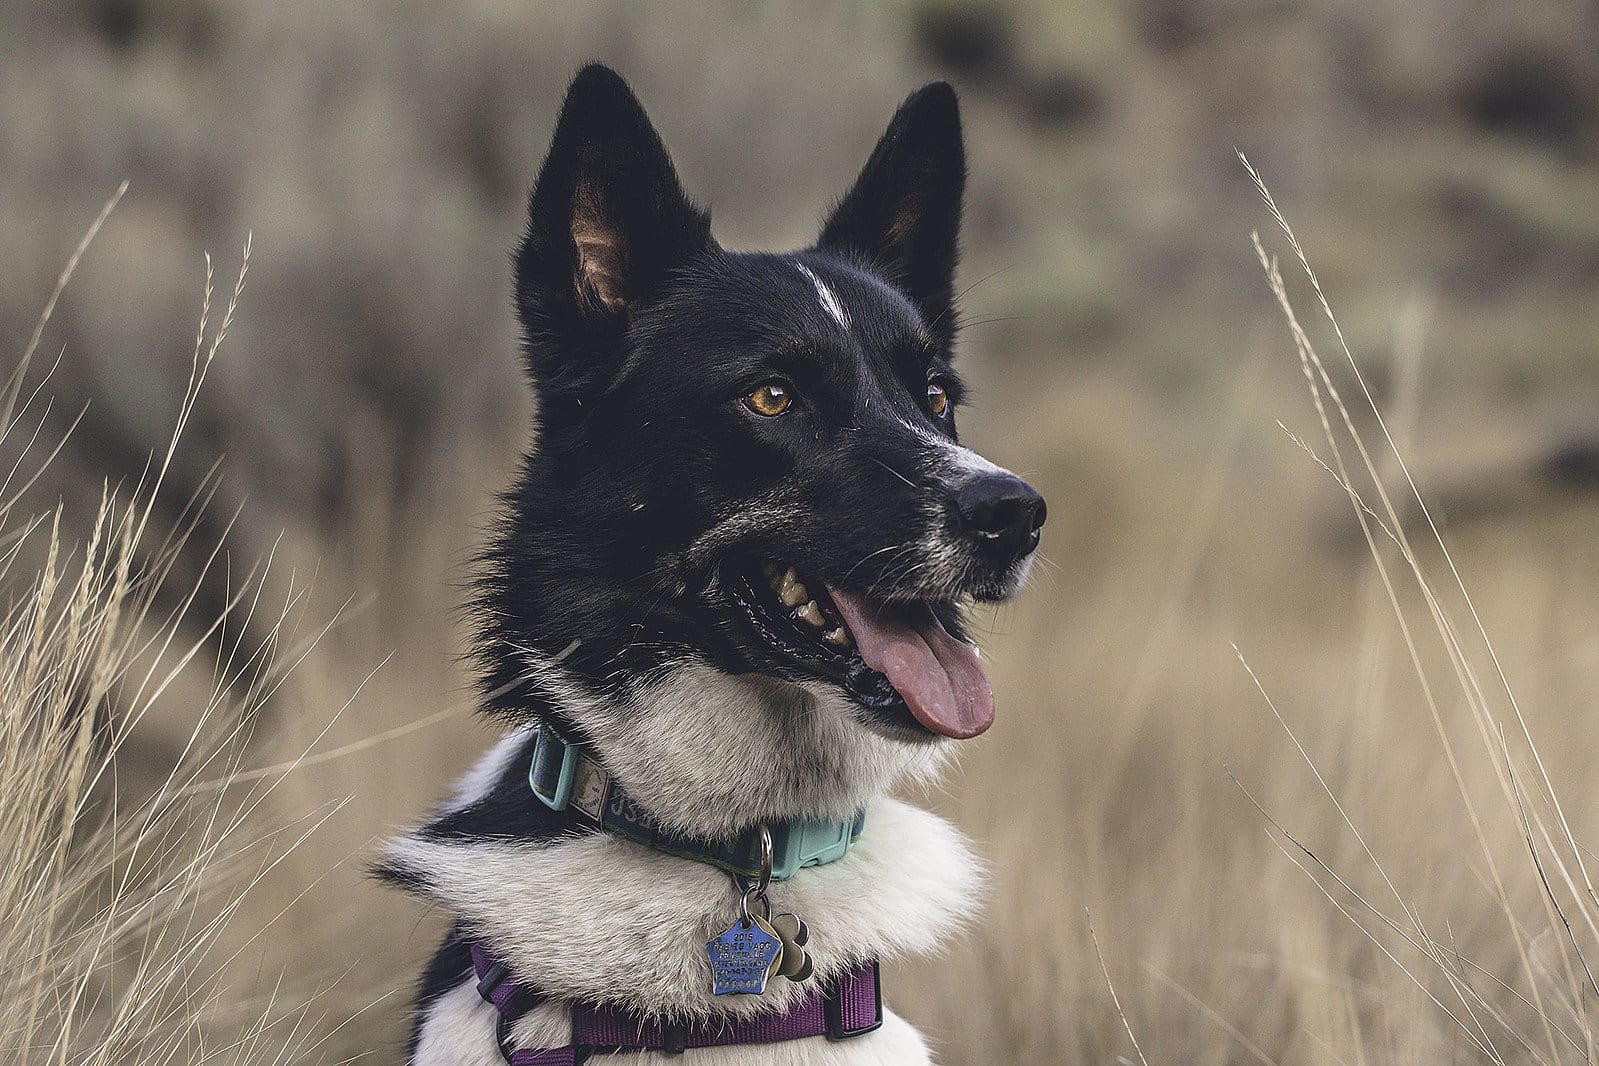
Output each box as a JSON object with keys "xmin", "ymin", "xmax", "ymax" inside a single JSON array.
[
  {"xmin": 737, "ymin": 882, "xmax": 772, "ymax": 928},
  {"xmin": 736, "ymin": 823, "xmax": 775, "ymax": 928},
  {"xmin": 755, "ymin": 822, "xmax": 773, "ymax": 896}
]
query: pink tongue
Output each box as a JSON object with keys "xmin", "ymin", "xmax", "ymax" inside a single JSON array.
[{"xmin": 824, "ymin": 585, "xmax": 994, "ymax": 739}]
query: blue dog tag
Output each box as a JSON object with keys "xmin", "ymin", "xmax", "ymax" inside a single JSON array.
[{"xmin": 706, "ymin": 916, "xmax": 782, "ymax": 995}]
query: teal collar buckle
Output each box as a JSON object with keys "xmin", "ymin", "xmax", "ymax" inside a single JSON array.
[{"xmin": 528, "ymin": 719, "xmax": 864, "ymax": 881}]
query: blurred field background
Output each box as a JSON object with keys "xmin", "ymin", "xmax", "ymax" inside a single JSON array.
[{"xmin": 5, "ymin": 1, "xmax": 1599, "ymax": 1062}]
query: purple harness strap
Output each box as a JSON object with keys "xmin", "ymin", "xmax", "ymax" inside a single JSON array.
[{"xmin": 470, "ymin": 943, "xmax": 883, "ymax": 1063}]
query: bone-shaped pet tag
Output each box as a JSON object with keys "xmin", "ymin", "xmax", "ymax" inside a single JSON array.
[
  {"xmin": 706, "ymin": 912, "xmax": 784, "ymax": 995},
  {"xmin": 769, "ymin": 911, "xmax": 814, "ymax": 981}
]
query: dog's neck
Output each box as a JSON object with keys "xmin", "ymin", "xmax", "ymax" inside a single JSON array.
[
  {"xmin": 391, "ymin": 730, "xmax": 980, "ymax": 1027},
  {"xmin": 516, "ymin": 650, "xmax": 950, "ymax": 839},
  {"xmin": 383, "ymin": 654, "xmax": 980, "ymax": 1020}
]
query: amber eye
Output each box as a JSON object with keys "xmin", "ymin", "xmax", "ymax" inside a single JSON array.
[
  {"xmin": 744, "ymin": 381, "xmax": 792, "ymax": 417},
  {"xmin": 927, "ymin": 381, "xmax": 950, "ymax": 417}
]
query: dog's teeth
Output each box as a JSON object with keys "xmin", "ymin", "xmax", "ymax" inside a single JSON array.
[
  {"xmin": 779, "ymin": 569, "xmax": 809, "ymax": 607},
  {"xmin": 824, "ymin": 626, "xmax": 852, "ymax": 647},
  {"xmin": 795, "ymin": 600, "xmax": 825, "ymax": 627}
]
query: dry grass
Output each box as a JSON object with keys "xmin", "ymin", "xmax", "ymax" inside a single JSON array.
[
  {"xmin": 1233, "ymin": 160, "xmax": 1599, "ymax": 1065},
  {"xmin": 0, "ymin": 197, "xmax": 363, "ymax": 1065}
]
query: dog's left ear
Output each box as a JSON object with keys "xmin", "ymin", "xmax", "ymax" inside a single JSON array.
[
  {"xmin": 816, "ymin": 82, "xmax": 966, "ymax": 341},
  {"xmin": 516, "ymin": 64, "xmax": 712, "ymax": 391}
]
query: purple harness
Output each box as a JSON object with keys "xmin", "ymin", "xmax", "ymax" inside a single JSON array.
[{"xmin": 471, "ymin": 943, "xmax": 883, "ymax": 1062}]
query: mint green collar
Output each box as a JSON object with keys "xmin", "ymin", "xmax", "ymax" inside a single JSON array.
[{"xmin": 527, "ymin": 720, "xmax": 864, "ymax": 881}]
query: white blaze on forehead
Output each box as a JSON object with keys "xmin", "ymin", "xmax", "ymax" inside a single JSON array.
[{"xmin": 795, "ymin": 263, "xmax": 851, "ymax": 332}]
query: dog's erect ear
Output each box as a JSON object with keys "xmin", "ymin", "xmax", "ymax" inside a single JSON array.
[
  {"xmin": 516, "ymin": 65, "xmax": 710, "ymax": 383},
  {"xmin": 816, "ymin": 82, "xmax": 966, "ymax": 339}
]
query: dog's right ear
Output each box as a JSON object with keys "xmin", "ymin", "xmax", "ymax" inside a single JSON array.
[{"xmin": 515, "ymin": 64, "xmax": 711, "ymax": 395}]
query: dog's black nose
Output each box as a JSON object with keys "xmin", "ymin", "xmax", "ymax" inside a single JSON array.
[{"xmin": 954, "ymin": 473, "xmax": 1046, "ymax": 562}]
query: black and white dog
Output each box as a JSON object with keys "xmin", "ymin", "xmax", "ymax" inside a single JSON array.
[{"xmin": 382, "ymin": 64, "xmax": 1045, "ymax": 1065}]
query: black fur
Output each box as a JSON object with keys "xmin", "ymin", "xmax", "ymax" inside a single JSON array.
[
  {"xmin": 413, "ymin": 729, "xmax": 565, "ymax": 843},
  {"xmin": 817, "ymin": 82, "xmax": 967, "ymax": 347}
]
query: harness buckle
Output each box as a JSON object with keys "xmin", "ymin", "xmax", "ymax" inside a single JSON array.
[
  {"xmin": 476, "ymin": 960, "xmax": 510, "ymax": 1004},
  {"xmin": 823, "ymin": 958, "xmax": 884, "ymax": 1041}
]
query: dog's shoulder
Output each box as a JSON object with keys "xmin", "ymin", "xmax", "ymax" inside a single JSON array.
[
  {"xmin": 385, "ymin": 790, "xmax": 983, "ymax": 1020},
  {"xmin": 400, "ymin": 792, "xmax": 968, "ymax": 1066}
]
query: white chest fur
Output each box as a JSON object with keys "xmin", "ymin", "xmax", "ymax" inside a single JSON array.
[
  {"xmin": 395, "ymin": 653, "xmax": 984, "ymax": 1064},
  {"xmin": 392, "ymin": 792, "xmax": 981, "ymax": 1062}
]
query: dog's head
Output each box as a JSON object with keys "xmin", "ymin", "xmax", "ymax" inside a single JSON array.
[{"xmin": 486, "ymin": 65, "xmax": 1044, "ymax": 747}]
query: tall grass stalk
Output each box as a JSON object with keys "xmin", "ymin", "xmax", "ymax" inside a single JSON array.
[
  {"xmin": 1244, "ymin": 155, "xmax": 1599, "ymax": 1064},
  {"xmin": 0, "ymin": 192, "xmax": 340, "ymax": 1065}
]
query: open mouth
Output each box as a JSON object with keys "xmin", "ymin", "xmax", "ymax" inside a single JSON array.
[{"xmin": 730, "ymin": 563, "xmax": 994, "ymax": 739}]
